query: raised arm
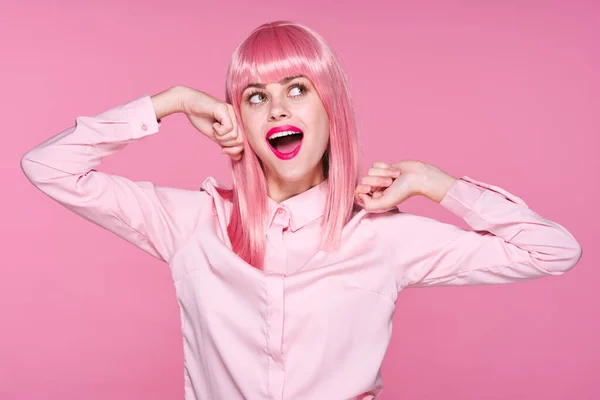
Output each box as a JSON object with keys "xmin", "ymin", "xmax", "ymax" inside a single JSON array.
[
  {"xmin": 357, "ymin": 161, "xmax": 583, "ymax": 289},
  {"xmin": 20, "ymin": 86, "xmax": 243, "ymax": 264}
]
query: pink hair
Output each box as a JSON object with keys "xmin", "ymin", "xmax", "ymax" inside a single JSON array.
[{"xmin": 223, "ymin": 21, "xmax": 360, "ymax": 269}]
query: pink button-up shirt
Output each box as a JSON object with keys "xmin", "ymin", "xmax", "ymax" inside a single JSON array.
[{"xmin": 21, "ymin": 95, "xmax": 582, "ymax": 399}]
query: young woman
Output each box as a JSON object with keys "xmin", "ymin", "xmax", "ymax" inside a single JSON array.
[{"xmin": 21, "ymin": 21, "xmax": 582, "ymax": 400}]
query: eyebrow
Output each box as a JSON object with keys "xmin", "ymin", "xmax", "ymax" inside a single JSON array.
[{"xmin": 242, "ymin": 75, "xmax": 305, "ymax": 93}]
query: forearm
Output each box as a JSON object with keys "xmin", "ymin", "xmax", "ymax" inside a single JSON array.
[
  {"xmin": 151, "ymin": 85, "xmax": 190, "ymax": 121},
  {"xmin": 21, "ymin": 95, "xmax": 159, "ymax": 185}
]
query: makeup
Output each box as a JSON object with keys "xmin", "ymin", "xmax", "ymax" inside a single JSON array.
[{"xmin": 265, "ymin": 125, "xmax": 304, "ymax": 160}]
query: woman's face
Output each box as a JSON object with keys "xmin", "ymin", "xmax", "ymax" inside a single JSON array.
[{"xmin": 240, "ymin": 75, "xmax": 330, "ymax": 189}]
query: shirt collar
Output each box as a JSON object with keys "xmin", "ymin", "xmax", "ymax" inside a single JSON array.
[{"xmin": 267, "ymin": 180, "xmax": 328, "ymax": 232}]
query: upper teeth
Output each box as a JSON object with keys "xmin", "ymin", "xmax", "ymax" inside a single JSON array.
[{"xmin": 269, "ymin": 130, "xmax": 301, "ymax": 140}]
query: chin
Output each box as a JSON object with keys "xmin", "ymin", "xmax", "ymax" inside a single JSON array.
[
  {"xmin": 257, "ymin": 143, "xmax": 326, "ymax": 183},
  {"xmin": 273, "ymin": 167, "xmax": 313, "ymax": 183},
  {"xmin": 268, "ymin": 159, "xmax": 322, "ymax": 183}
]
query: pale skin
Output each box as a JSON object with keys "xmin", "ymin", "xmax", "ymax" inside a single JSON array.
[
  {"xmin": 240, "ymin": 75, "xmax": 330, "ymax": 202},
  {"xmin": 150, "ymin": 84, "xmax": 458, "ymax": 210}
]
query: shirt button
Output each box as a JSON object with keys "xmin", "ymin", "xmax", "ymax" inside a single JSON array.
[
  {"xmin": 277, "ymin": 208, "xmax": 284, "ymax": 214},
  {"xmin": 141, "ymin": 123, "xmax": 148, "ymax": 131}
]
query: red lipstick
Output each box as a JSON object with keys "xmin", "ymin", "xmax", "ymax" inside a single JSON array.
[{"xmin": 265, "ymin": 125, "xmax": 304, "ymax": 160}]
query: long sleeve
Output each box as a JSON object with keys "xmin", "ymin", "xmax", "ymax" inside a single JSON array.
[
  {"xmin": 20, "ymin": 95, "xmax": 210, "ymax": 264},
  {"xmin": 368, "ymin": 176, "xmax": 583, "ymax": 289}
]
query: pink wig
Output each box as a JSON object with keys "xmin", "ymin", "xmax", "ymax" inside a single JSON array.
[{"xmin": 223, "ymin": 21, "xmax": 360, "ymax": 269}]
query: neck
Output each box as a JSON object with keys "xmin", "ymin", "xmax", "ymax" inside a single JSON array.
[{"xmin": 266, "ymin": 169, "xmax": 325, "ymax": 203}]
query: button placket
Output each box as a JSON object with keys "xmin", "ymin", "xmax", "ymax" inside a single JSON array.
[
  {"xmin": 264, "ymin": 273, "xmax": 285, "ymax": 399},
  {"xmin": 265, "ymin": 209, "xmax": 289, "ymax": 270},
  {"xmin": 263, "ymin": 207, "xmax": 288, "ymax": 398}
]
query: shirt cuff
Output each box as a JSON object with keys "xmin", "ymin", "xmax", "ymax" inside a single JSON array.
[
  {"xmin": 122, "ymin": 95, "xmax": 161, "ymax": 139},
  {"xmin": 440, "ymin": 175, "xmax": 529, "ymax": 218}
]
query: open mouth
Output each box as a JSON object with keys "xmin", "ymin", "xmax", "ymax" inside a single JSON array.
[{"xmin": 266, "ymin": 127, "xmax": 304, "ymax": 160}]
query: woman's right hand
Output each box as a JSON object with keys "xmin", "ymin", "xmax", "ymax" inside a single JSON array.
[{"xmin": 152, "ymin": 86, "xmax": 244, "ymax": 161}]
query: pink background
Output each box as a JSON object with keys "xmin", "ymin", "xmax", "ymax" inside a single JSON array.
[{"xmin": 2, "ymin": 0, "xmax": 598, "ymax": 399}]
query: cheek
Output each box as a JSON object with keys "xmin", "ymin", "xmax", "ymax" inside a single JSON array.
[
  {"xmin": 312, "ymin": 101, "xmax": 329, "ymax": 139},
  {"xmin": 244, "ymin": 128, "xmax": 264, "ymax": 153},
  {"xmin": 318, "ymin": 111, "xmax": 330, "ymax": 145},
  {"xmin": 240, "ymin": 114, "xmax": 263, "ymax": 148}
]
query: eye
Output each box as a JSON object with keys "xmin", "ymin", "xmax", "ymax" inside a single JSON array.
[
  {"xmin": 245, "ymin": 83, "xmax": 308, "ymax": 106},
  {"xmin": 247, "ymin": 91, "xmax": 266, "ymax": 105},
  {"xmin": 289, "ymin": 83, "xmax": 307, "ymax": 97}
]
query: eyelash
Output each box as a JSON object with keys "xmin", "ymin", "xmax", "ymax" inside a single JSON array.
[{"xmin": 246, "ymin": 83, "xmax": 308, "ymax": 106}]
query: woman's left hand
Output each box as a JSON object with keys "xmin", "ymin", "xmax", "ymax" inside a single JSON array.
[{"xmin": 354, "ymin": 160, "xmax": 458, "ymax": 212}]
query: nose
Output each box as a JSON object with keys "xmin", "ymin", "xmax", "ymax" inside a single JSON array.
[{"xmin": 268, "ymin": 96, "xmax": 290, "ymax": 121}]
